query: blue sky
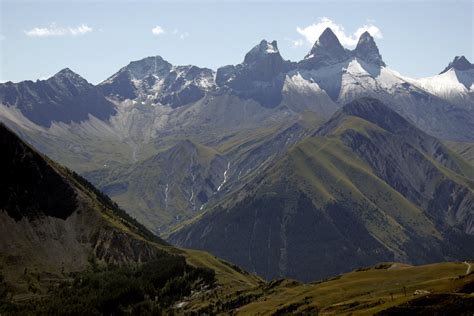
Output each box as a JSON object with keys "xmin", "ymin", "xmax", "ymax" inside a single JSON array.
[{"xmin": 1, "ymin": 0, "xmax": 473, "ymax": 84}]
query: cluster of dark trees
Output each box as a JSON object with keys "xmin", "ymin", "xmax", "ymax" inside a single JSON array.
[{"xmin": 0, "ymin": 255, "xmax": 215, "ymax": 315}]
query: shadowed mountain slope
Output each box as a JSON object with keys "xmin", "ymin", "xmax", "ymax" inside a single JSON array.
[
  {"xmin": 169, "ymin": 98, "xmax": 474, "ymax": 282},
  {"xmin": 0, "ymin": 123, "xmax": 261, "ymax": 301},
  {"xmin": 0, "ymin": 69, "xmax": 116, "ymax": 128}
]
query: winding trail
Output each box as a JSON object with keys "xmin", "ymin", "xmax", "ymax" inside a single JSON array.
[{"xmin": 463, "ymin": 261, "xmax": 472, "ymax": 275}]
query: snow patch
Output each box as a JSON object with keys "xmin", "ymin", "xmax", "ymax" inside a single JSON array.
[
  {"xmin": 217, "ymin": 162, "xmax": 230, "ymax": 192},
  {"xmin": 283, "ymin": 72, "xmax": 323, "ymax": 94},
  {"xmin": 265, "ymin": 42, "xmax": 278, "ymax": 54},
  {"xmin": 164, "ymin": 183, "xmax": 169, "ymax": 209}
]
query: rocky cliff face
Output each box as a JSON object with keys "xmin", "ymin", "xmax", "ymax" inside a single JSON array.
[
  {"xmin": 299, "ymin": 28, "xmax": 350, "ymax": 69},
  {"xmin": 353, "ymin": 31, "xmax": 385, "ymax": 67},
  {"xmin": 440, "ymin": 56, "xmax": 474, "ymax": 74},
  {"xmin": 216, "ymin": 40, "xmax": 295, "ymax": 107}
]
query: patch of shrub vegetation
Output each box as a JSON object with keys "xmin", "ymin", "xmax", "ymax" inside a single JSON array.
[
  {"xmin": 220, "ymin": 292, "xmax": 262, "ymax": 311},
  {"xmin": 273, "ymin": 301, "xmax": 304, "ymax": 315},
  {"xmin": 195, "ymin": 291, "xmax": 263, "ymax": 314},
  {"xmin": 0, "ymin": 255, "xmax": 215, "ymax": 315},
  {"xmin": 376, "ymin": 294, "xmax": 474, "ymax": 316},
  {"xmin": 355, "ymin": 263, "xmax": 392, "ymax": 272},
  {"xmin": 459, "ymin": 280, "xmax": 474, "ymax": 294}
]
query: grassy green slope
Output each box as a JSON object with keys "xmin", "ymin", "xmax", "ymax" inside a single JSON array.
[
  {"xmin": 169, "ymin": 98, "xmax": 474, "ymax": 282},
  {"xmin": 170, "ymin": 261, "xmax": 473, "ymax": 315},
  {"xmin": 445, "ymin": 140, "xmax": 474, "ymax": 165},
  {"xmin": 235, "ymin": 262, "xmax": 474, "ymax": 315},
  {"xmin": 286, "ymin": 135, "xmax": 439, "ymax": 251}
]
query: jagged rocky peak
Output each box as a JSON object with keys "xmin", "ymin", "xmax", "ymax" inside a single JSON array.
[
  {"xmin": 215, "ymin": 38, "xmax": 292, "ymax": 107},
  {"xmin": 244, "ymin": 39, "xmax": 280, "ymax": 63},
  {"xmin": 50, "ymin": 67, "xmax": 89, "ymax": 85},
  {"xmin": 305, "ymin": 27, "xmax": 347, "ymax": 60},
  {"xmin": 54, "ymin": 67, "xmax": 80, "ymax": 78},
  {"xmin": 299, "ymin": 27, "xmax": 349, "ymax": 69},
  {"xmin": 122, "ymin": 55, "xmax": 173, "ymax": 81},
  {"xmin": 316, "ymin": 27, "xmax": 343, "ymax": 48},
  {"xmin": 353, "ymin": 31, "xmax": 386, "ymax": 67},
  {"xmin": 217, "ymin": 39, "xmax": 289, "ymax": 84},
  {"xmin": 98, "ymin": 55, "xmax": 173, "ymax": 100},
  {"xmin": 440, "ymin": 56, "xmax": 473, "ymax": 74},
  {"xmin": 302, "ymin": 29, "xmax": 385, "ymax": 69}
]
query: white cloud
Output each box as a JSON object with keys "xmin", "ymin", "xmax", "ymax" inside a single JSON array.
[
  {"xmin": 151, "ymin": 25, "xmax": 165, "ymax": 36},
  {"xmin": 68, "ymin": 24, "xmax": 93, "ymax": 36},
  {"xmin": 284, "ymin": 38, "xmax": 304, "ymax": 48},
  {"xmin": 24, "ymin": 23, "xmax": 93, "ymax": 37},
  {"xmin": 296, "ymin": 17, "xmax": 383, "ymax": 47},
  {"xmin": 291, "ymin": 38, "xmax": 304, "ymax": 47},
  {"xmin": 151, "ymin": 26, "xmax": 188, "ymax": 39}
]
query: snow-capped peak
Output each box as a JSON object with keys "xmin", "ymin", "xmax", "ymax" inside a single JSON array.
[
  {"xmin": 411, "ymin": 57, "xmax": 474, "ymax": 108},
  {"xmin": 264, "ymin": 40, "xmax": 278, "ymax": 54}
]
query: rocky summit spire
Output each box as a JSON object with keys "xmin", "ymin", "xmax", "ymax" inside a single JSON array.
[
  {"xmin": 50, "ymin": 68, "xmax": 89, "ymax": 86},
  {"xmin": 53, "ymin": 68, "xmax": 85, "ymax": 80},
  {"xmin": 244, "ymin": 40, "xmax": 280, "ymax": 64},
  {"xmin": 124, "ymin": 56, "xmax": 173, "ymax": 81},
  {"xmin": 353, "ymin": 31, "xmax": 386, "ymax": 67},
  {"xmin": 440, "ymin": 56, "xmax": 473, "ymax": 74},
  {"xmin": 305, "ymin": 28, "xmax": 347, "ymax": 61},
  {"xmin": 236, "ymin": 39, "xmax": 286, "ymax": 80},
  {"xmin": 299, "ymin": 28, "xmax": 349, "ymax": 69},
  {"xmin": 216, "ymin": 39, "xmax": 292, "ymax": 107}
]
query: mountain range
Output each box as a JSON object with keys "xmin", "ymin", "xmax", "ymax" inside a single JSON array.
[
  {"xmin": 1, "ymin": 27, "xmax": 473, "ymax": 283},
  {"xmin": 1, "ymin": 121, "xmax": 473, "ymax": 314}
]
